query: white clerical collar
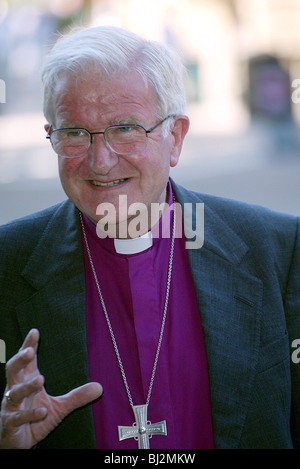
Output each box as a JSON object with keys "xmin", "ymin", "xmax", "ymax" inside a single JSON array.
[{"xmin": 114, "ymin": 231, "xmax": 153, "ymax": 254}]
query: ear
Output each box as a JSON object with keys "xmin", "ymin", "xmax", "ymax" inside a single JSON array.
[
  {"xmin": 44, "ymin": 123, "xmax": 51, "ymax": 134},
  {"xmin": 169, "ymin": 115, "xmax": 190, "ymax": 167}
]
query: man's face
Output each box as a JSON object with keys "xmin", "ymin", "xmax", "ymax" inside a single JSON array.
[{"xmin": 45, "ymin": 70, "xmax": 189, "ymax": 234}]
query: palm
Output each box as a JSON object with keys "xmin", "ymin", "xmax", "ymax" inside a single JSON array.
[
  {"xmin": 3, "ymin": 382, "xmax": 102, "ymax": 449},
  {"xmin": 29, "ymin": 383, "xmax": 101, "ymax": 447},
  {"xmin": 1, "ymin": 329, "xmax": 102, "ymax": 449}
]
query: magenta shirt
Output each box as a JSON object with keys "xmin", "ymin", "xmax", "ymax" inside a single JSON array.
[{"xmin": 81, "ymin": 183, "xmax": 214, "ymax": 449}]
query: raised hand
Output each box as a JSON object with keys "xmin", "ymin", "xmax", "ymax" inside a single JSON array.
[{"xmin": 0, "ymin": 329, "xmax": 102, "ymax": 449}]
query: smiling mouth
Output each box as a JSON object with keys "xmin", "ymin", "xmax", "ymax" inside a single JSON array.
[{"xmin": 90, "ymin": 178, "xmax": 127, "ymax": 187}]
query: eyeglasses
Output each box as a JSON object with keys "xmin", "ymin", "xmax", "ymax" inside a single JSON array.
[{"xmin": 46, "ymin": 115, "xmax": 174, "ymax": 158}]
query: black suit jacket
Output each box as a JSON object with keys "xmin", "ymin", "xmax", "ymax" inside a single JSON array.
[{"xmin": 0, "ymin": 180, "xmax": 299, "ymax": 448}]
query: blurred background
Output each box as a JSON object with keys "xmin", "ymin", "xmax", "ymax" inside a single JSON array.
[{"xmin": 0, "ymin": 0, "xmax": 299, "ymax": 224}]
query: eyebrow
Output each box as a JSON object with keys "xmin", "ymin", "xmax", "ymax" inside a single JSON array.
[
  {"xmin": 55, "ymin": 122, "xmax": 83, "ymax": 129},
  {"xmin": 56, "ymin": 117, "xmax": 144, "ymax": 130},
  {"xmin": 110, "ymin": 117, "xmax": 143, "ymax": 126}
]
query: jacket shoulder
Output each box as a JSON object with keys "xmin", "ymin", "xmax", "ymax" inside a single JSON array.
[
  {"xmin": 172, "ymin": 180, "xmax": 299, "ymax": 269},
  {"xmin": 172, "ymin": 180, "xmax": 299, "ymax": 232},
  {"xmin": 0, "ymin": 200, "xmax": 74, "ymax": 239},
  {"xmin": 0, "ymin": 203, "xmax": 63, "ymax": 235},
  {"xmin": 0, "ymin": 201, "xmax": 75, "ymax": 271}
]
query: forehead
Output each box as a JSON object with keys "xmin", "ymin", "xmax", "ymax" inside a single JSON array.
[{"xmin": 51, "ymin": 70, "xmax": 159, "ymax": 125}]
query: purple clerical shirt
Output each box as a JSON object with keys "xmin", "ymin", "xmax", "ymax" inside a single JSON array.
[{"xmin": 82, "ymin": 182, "xmax": 214, "ymax": 449}]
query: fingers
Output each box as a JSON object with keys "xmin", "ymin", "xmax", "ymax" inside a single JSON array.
[
  {"xmin": 60, "ymin": 382, "xmax": 103, "ymax": 416},
  {"xmin": 4, "ymin": 375, "xmax": 45, "ymax": 407},
  {"xmin": 3, "ymin": 328, "xmax": 43, "ymax": 416},
  {"xmin": 6, "ymin": 329, "xmax": 40, "ymax": 388},
  {"xmin": 20, "ymin": 328, "xmax": 39, "ymax": 353},
  {"xmin": 6, "ymin": 348, "xmax": 34, "ymax": 387},
  {"xmin": 2, "ymin": 328, "xmax": 103, "ymax": 448},
  {"xmin": 3, "ymin": 406, "xmax": 47, "ymax": 429},
  {"xmin": 18, "ymin": 329, "xmax": 40, "ymax": 375},
  {"xmin": 0, "ymin": 329, "xmax": 47, "ymax": 449}
]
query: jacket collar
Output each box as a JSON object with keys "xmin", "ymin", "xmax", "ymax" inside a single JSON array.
[
  {"xmin": 22, "ymin": 180, "xmax": 248, "ymax": 288},
  {"xmin": 21, "ymin": 200, "xmax": 82, "ymax": 289},
  {"xmin": 171, "ymin": 179, "xmax": 249, "ymax": 265}
]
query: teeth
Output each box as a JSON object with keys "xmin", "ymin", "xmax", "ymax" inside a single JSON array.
[{"xmin": 91, "ymin": 179, "xmax": 126, "ymax": 187}]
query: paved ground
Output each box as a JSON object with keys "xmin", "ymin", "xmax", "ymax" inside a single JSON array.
[{"xmin": 0, "ymin": 117, "xmax": 299, "ymax": 225}]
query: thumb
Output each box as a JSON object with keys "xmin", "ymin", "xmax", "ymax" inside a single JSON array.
[{"xmin": 60, "ymin": 382, "xmax": 103, "ymax": 415}]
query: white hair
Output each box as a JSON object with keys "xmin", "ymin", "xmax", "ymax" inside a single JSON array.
[{"xmin": 42, "ymin": 26, "xmax": 187, "ymax": 134}]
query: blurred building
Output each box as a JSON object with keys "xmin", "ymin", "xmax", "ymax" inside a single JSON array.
[
  {"xmin": 2, "ymin": 0, "xmax": 300, "ymax": 130},
  {"xmin": 1, "ymin": 0, "xmax": 300, "ymax": 187}
]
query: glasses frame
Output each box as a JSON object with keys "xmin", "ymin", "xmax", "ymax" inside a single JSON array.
[{"xmin": 46, "ymin": 114, "xmax": 175, "ymax": 157}]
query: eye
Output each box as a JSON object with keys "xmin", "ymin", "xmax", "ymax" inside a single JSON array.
[
  {"xmin": 118, "ymin": 126, "xmax": 135, "ymax": 133},
  {"xmin": 67, "ymin": 129, "xmax": 86, "ymax": 137}
]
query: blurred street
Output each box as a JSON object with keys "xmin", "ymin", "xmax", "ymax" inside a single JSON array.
[
  {"xmin": 0, "ymin": 115, "xmax": 299, "ymax": 225},
  {"xmin": 1, "ymin": 0, "xmax": 300, "ymax": 225}
]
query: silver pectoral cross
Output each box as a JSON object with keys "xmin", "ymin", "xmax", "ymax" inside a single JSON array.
[{"xmin": 118, "ymin": 404, "xmax": 167, "ymax": 449}]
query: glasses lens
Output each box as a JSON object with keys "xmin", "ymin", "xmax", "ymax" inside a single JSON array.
[
  {"xmin": 50, "ymin": 129, "xmax": 90, "ymax": 158},
  {"xmin": 105, "ymin": 125, "xmax": 146, "ymax": 154}
]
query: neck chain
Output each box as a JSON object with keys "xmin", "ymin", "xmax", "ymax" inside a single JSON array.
[{"xmin": 79, "ymin": 200, "xmax": 176, "ymax": 449}]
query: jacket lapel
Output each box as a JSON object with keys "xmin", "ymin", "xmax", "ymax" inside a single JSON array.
[
  {"xmin": 173, "ymin": 181, "xmax": 263, "ymax": 448},
  {"xmin": 15, "ymin": 201, "xmax": 97, "ymax": 448}
]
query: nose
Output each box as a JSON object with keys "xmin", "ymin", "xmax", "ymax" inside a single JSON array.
[{"xmin": 87, "ymin": 134, "xmax": 120, "ymax": 175}]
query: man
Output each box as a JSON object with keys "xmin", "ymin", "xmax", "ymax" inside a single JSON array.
[{"xmin": 0, "ymin": 26, "xmax": 299, "ymax": 449}]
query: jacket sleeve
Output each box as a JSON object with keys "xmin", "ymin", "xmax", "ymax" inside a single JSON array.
[{"xmin": 284, "ymin": 216, "xmax": 300, "ymax": 448}]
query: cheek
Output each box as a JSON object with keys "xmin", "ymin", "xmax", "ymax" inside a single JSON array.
[
  {"xmin": 58, "ymin": 159, "xmax": 88, "ymax": 204},
  {"xmin": 139, "ymin": 140, "xmax": 172, "ymax": 174},
  {"xmin": 58, "ymin": 158, "xmax": 81, "ymax": 184}
]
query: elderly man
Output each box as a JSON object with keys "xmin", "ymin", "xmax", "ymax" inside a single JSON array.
[{"xmin": 0, "ymin": 26, "xmax": 299, "ymax": 450}]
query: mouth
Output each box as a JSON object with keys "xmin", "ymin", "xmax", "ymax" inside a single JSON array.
[{"xmin": 90, "ymin": 178, "xmax": 128, "ymax": 187}]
